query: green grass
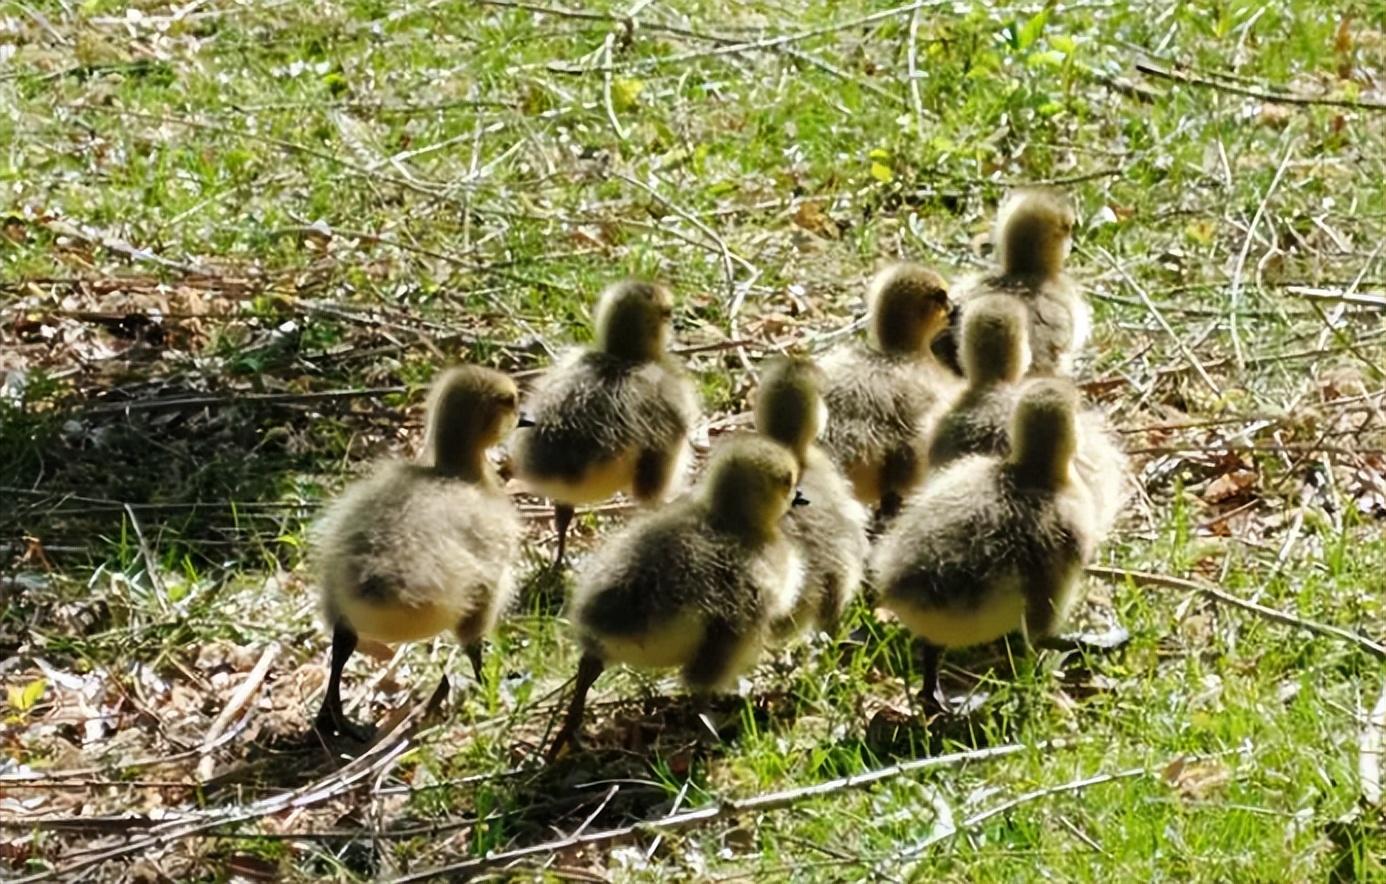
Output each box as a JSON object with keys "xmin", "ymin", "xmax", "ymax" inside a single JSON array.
[{"xmin": 3, "ymin": 0, "xmax": 1385, "ymax": 880}]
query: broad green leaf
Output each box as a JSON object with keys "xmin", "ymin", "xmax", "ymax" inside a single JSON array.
[
  {"xmin": 8, "ymin": 678, "xmax": 46, "ymax": 712},
  {"xmin": 1017, "ymin": 9, "xmax": 1049, "ymax": 49},
  {"xmin": 613, "ymin": 78, "xmax": 644, "ymax": 111}
]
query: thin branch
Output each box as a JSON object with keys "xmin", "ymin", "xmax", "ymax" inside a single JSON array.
[
  {"xmin": 1229, "ymin": 138, "xmax": 1296, "ymax": 368},
  {"xmin": 1084, "ymin": 245, "xmax": 1220, "ymax": 396},
  {"xmin": 20, "ymin": 680, "xmax": 450, "ymax": 884},
  {"xmin": 549, "ymin": 0, "xmax": 954, "ymax": 73},
  {"xmin": 385, "ymin": 739, "xmax": 1067, "ymax": 883},
  {"xmin": 1362, "ymin": 679, "xmax": 1386, "ymax": 807},
  {"xmin": 1087, "ymin": 566, "xmax": 1386, "ymax": 660},
  {"xmin": 894, "ymin": 766, "xmax": 1147, "ymax": 859},
  {"xmin": 82, "ymin": 386, "xmax": 408, "ymax": 417},
  {"xmin": 1135, "ymin": 61, "xmax": 1386, "ymax": 111},
  {"xmin": 196, "ymin": 642, "xmax": 281, "ymax": 781}
]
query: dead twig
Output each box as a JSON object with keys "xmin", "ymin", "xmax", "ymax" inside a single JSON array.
[
  {"xmin": 1362, "ymin": 679, "xmax": 1386, "ymax": 807},
  {"xmin": 1229, "ymin": 138, "xmax": 1296, "ymax": 368},
  {"xmin": 385, "ymin": 739, "xmax": 1067, "ymax": 883},
  {"xmin": 893, "ymin": 766, "xmax": 1147, "ymax": 860},
  {"xmin": 1084, "ymin": 245, "xmax": 1220, "ymax": 396},
  {"xmin": 82, "ymin": 386, "xmax": 408, "ymax": 416},
  {"xmin": 1135, "ymin": 61, "xmax": 1386, "ymax": 111},
  {"xmin": 1087, "ymin": 566, "xmax": 1386, "ymax": 661},
  {"xmin": 196, "ymin": 642, "xmax": 281, "ymax": 781},
  {"xmin": 17, "ymin": 680, "xmax": 449, "ymax": 884}
]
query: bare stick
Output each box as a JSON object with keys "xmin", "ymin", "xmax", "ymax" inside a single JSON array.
[
  {"xmin": 1136, "ymin": 61, "xmax": 1386, "ymax": 111},
  {"xmin": 894, "ymin": 766, "xmax": 1147, "ymax": 859},
  {"xmin": 385, "ymin": 739, "xmax": 1067, "ymax": 882},
  {"xmin": 21, "ymin": 680, "xmax": 449, "ymax": 884},
  {"xmin": 1087, "ymin": 566, "xmax": 1386, "ymax": 660},
  {"xmin": 907, "ymin": 7, "xmax": 925, "ymax": 133},
  {"xmin": 1084, "ymin": 245, "xmax": 1220, "ymax": 396},
  {"xmin": 122, "ymin": 504, "xmax": 169, "ymax": 614},
  {"xmin": 550, "ymin": 0, "xmax": 955, "ymax": 73},
  {"xmin": 1362, "ymin": 679, "xmax": 1386, "ymax": 807},
  {"xmin": 196, "ymin": 642, "xmax": 281, "ymax": 781},
  {"xmin": 1229, "ymin": 139, "xmax": 1296, "ymax": 368},
  {"xmin": 84, "ymin": 385, "xmax": 407, "ymax": 416}
]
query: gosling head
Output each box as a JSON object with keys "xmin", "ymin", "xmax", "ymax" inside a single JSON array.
[
  {"xmin": 1007, "ymin": 379, "xmax": 1079, "ymax": 491},
  {"xmin": 994, "ymin": 188, "xmax": 1076, "ymax": 279},
  {"xmin": 593, "ymin": 278, "xmax": 675, "ymax": 362},
  {"xmin": 703, "ymin": 435, "xmax": 805, "ymax": 540},
  {"xmin": 423, "ymin": 365, "xmax": 521, "ymax": 478},
  {"xmin": 866, "ymin": 262, "xmax": 951, "ymax": 356},
  {"xmin": 961, "ymin": 297, "xmax": 1031, "ymax": 386},
  {"xmin": 754, "ymin": 355, "xmax": 827, "ymax": 465}
]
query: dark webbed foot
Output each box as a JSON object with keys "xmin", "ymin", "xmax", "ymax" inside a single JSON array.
[
  {"xmin": 314, "ymin": 621, "xmax": 376, "ymax": 743},
  {"xmin": 314, "ymin": 707, "xmax": 377, "ymax": 744}
]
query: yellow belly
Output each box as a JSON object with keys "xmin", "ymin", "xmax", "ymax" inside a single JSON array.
[
  {"xmin": 339, "ymin": 597, "xmax": 462, "ymax": 643},
  {"xmin": 884, "ymin": 580, "xmax": 1026, "ymax": 649},
  {"xmin": 523, "ymin": 450, "xmax": 638, "ymax": 505},
  {"xmin": 588, "ymin": 609, "xmax": 705, "ymax": 670}
]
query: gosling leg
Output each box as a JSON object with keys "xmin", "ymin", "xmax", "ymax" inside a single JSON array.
[
  {"xmin": 553, "ymin": 503, "xmax": 575, "ymax": 567},
  {"xmin": 547, "ymin": 652, "xmax": 604, "ymax": 761},
  {"xmin": 315, "ymin": 622, "xmax": 374, "ymax": 742},
  {"xmin": 465, "ymin": 640, "xmax": 485, "ymax": 684},
  {"xmin": 917, "ymin": 640, "xmax": 952, "ymax": 717}
]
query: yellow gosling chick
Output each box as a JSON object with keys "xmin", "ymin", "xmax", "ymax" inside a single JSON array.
[
  {"xmin": 547, "ymin": 435, "xmax": 808, "ymax": 759},
  {"xmin": 754, "ymin": 355, "xmax": 869, "ymax": 637},
  {"xmin": 929, "ymin": 297, "xmax": 1128, "ymax": 535},
  {"xmin": 936, "ymin": 188, "xmax": 1089, "ymax": 376},
  {"xmin": 820, "ymin": 262, "xmax": 961, "ymax": 518},
  {"xmin": 871, "ymin": 380, "xmax": 1100, "ymax": 715},
  {"xmin": 512, "ymin": 279, "xmax": 700, "ymax": 565},
  {"xmin": 312, "ymin": 366, "xmax": 523, "ymax": 741}
]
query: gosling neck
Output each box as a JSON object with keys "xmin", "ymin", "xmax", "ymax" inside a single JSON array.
[
  {"xmin": 706, "ymin": 499, "xmax": 778, "ymax": 546},
  {"xmin": 1007, "ymin": 447, "xmax": 1072, "ymax": 492},
  {"xmin": 429, "ymin": 425, "xmax": 493, "ymax": 484}
]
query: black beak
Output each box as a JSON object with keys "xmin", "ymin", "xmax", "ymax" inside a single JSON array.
[
  {"xmin": 792, "ymin": 488, "xmax": 810, "ymax": 507},
  {"xmin": 516, "ymin": 414, "xmax": 536, "ymax": 428}
]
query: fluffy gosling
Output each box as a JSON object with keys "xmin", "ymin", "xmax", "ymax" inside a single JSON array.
[
  {"xmin": 820, "ymin": 262, "xmax": 961, "ymax": 518},
  {"xmin": 936, "ymin": 189, "xmax": 1089, "ymax": 376},
  {"xmin": 871, "ymin": 380, "xmax": 1100, "ymax": 715},
  {"xmin": 929, "ymin": 297, "xmax": 1128, "ymax": 535},
  {"xmin": 547, "ymin": 435, "xmax": 808, "ymax": 759},
  {"xmin": 312, "ymin": 366, "xmax": 523, "ymax": 741},
  {"xmin": 754, "ymin": 355, "xmax": 869, "ymax": 637},
  {"xmin": 512, "ymin": 279, "xmax": 699, "ymax": 565}
]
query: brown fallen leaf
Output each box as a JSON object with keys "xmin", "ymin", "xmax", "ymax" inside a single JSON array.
[
  {"xmin": 1204, "ymin": 468, "xmax": 1259, "ymax": 504},
  {"xmin": 1163, "ymin": 756, "xmax": 1232, "ymax": 800},
  {"xmin": 792, "ymin": 201, "xmax": 840, "ymax": 239}
]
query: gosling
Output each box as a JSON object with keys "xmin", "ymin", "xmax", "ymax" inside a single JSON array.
[
  {"xmin": 512, "ymin": 279, "xmax": 699, "ymax": 565},
  {"xmin": 312, "ymin": 366, "xmax": 523, "ymax": 741},
  {"xmin": 754, "ymin": 355, "xmax": 869, "ymax": 637},
  {"xmin": 929, "ymin": 297, "xmax": 1128, "ymax": 535},
  {"xmin": 547, "ymin": 435, "xmax": 808, "ymax": 759},
  {"xmin": 935, "ymin": 189, "xmax": 1089, "ymax": 376},
  {"xmin": 871, "ymin": 380, "xmax": 1100, "ymax": 716},
  {"xmin": 820, "ymin": 262, "xmax": 961, "ymax": 518}
]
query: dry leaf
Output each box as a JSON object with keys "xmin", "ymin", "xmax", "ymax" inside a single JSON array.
[
  {"xmin": 791, "ymin": 201, "xmax": 839, "ymax": 239},
  {"xmin": 1204, "ymin": 469, "xmax": 1258, "ymax": 504},
  {"xmin": 1163, "ymin": 757, "xmax": 1231, "ymax": 800}
]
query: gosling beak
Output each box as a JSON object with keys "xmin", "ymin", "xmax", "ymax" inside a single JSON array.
[
  {"xmin": 792, "ymin": 488, "xmax": 810, "ymax": 508},
  {"xmin": 516, "ymin": 414, "xmax": 536, "ymax": 428}
]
